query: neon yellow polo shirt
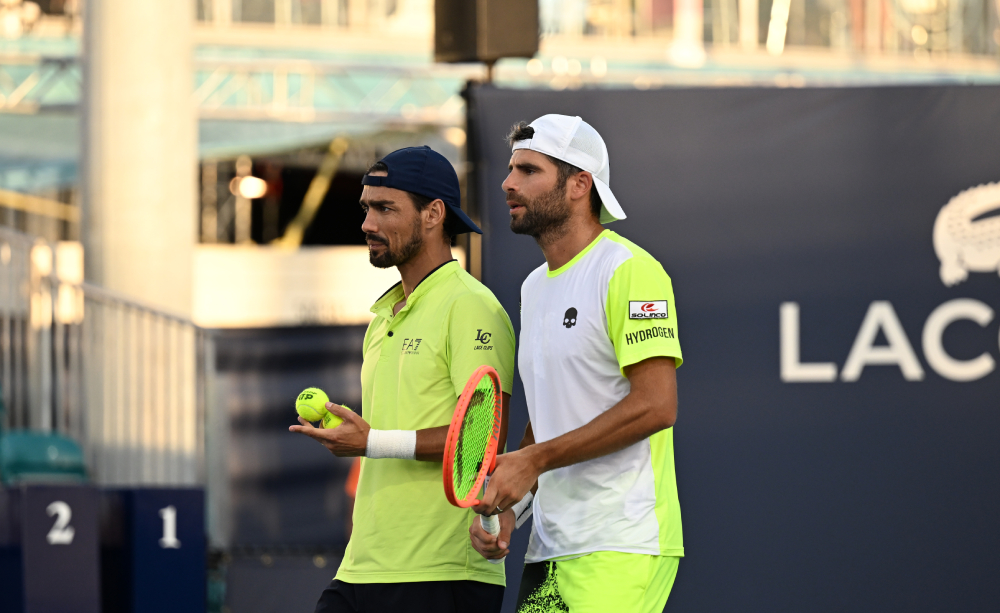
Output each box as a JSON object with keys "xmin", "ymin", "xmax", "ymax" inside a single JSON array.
[{"xmin": 335, "ymin": 260, "xmax": 515, "ymax": 586}]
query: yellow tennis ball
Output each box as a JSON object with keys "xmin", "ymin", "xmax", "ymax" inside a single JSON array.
[
  {"xmin": 296, "ymin": 387, "xmax": 329, "ymax": 422},
  {"xmin": 322, "ymin": 406, "xmax": 346, "ymax": 430}
]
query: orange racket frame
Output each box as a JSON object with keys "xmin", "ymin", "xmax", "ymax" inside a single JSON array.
[{"xmin": 442, "ymin": 365, "xmax": 503, "ymax": 508}]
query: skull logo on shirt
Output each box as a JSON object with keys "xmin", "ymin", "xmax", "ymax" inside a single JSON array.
[{"xmin": 563, "ymin": 308, "xmax": 578, "ymax": 328}]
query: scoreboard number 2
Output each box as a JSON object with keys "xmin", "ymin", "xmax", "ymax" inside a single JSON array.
[
  {"xmin": 159, "ymin": 505, "xmax": 181, "ymax": 549},
  {"xmin": 45, "ymin": 501, "xmax": 75, "ymax": 545}
]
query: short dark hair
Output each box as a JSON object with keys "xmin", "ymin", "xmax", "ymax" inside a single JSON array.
[
  {"xmin": 507, "ymin": 122, "xmax": 602, "ymax": 219},
  {"xmin": 366, "ymin": 160, "xmax": 461, "ymax": 238}
]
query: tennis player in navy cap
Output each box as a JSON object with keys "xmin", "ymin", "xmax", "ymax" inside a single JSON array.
[{"xmin": 291, "ymin": 146, "xmax": 516, "ymax": 613}]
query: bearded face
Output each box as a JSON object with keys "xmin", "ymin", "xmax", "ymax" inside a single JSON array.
[
  {"xmin": 367, "ymin": 214, "xmax": 424, "ymax": 268},
  {"xmin": 508, "ymin": 178, "xmax": 570, "ymax": 239}
]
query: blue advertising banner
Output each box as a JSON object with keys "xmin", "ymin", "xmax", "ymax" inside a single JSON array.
[{"xmin": 468, "ymin": 85, "xmax": 1000, "ymax": 612}]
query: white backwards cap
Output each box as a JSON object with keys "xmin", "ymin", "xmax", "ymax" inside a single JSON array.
[{"xmin": 511, "ymin": 114, "xmax": 625, "ymax": 224}]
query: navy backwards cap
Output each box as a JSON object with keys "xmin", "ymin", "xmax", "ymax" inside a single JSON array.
[{"xmin": 361, "ymin": 146, "xmax": 481, "ymax": 234}]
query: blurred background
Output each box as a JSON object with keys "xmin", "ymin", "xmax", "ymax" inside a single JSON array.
[{"xmin": 0, "ymin": 1, "xmax": 998, "ymax": 612}]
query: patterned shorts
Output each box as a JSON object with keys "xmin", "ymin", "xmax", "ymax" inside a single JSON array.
[{"xmin": 516, "ymin": 552, "xmax": 680, "ymax": 613}]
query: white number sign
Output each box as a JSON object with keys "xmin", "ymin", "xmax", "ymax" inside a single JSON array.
[
  {"xmin": 158, "ymin": 505, "xmax": 181, "ymax": 549},
  {"xmin": 45, "ymin": 501, "xmax": 75, "ymax": 545}
]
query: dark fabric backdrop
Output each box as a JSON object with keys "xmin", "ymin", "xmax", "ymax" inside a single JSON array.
[{"xmin": 468, "ymin": 84, "xmax": 1000, "ymax": 612}]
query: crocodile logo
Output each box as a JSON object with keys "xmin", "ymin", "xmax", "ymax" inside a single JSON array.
[{"xmin": 933, "ymin": 182, "xmax": 1000, "ymax": 286}]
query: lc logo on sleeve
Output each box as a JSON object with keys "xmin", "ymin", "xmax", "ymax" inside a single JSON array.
[
  {"xmin": 475, "ymin": 329, "xmax": 494, "ymax": 351},
  {"xmin": 629, "ymin": 301, "xmax": 669, "ymax": 319}
]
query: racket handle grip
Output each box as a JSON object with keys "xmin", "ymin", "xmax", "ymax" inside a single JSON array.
[
  {"xmin": 481, "ymin": 513, "xmax": 500, "ymax": 536},
  {"xmin": 480, "ymin": 515, "xmax": 504, "ymax": 565}
]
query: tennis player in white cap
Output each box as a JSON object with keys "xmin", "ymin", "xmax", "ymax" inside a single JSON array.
[{"xmin": 470, "ymin": 115, "xmax": 685, "ymax": 613}]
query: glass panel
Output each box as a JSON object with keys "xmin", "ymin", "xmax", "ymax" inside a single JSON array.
[
  {"xmin": 196, "ymin": 0, "xmax": 212, "ymax": 22},
  {"xmin": 294, "ymin": 0, "xmax": 323, "ymax": 24},
  {"xmin": 540, "ymin": 0, "xmax": 591, "ymax": 35},
  {"xmin": 238, "ymin": 0, "xmax": 276, "ymax": 23}
]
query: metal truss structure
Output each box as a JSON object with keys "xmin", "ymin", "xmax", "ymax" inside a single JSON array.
[
  {"xmin": 0, "ymin": 54, "xmax": 79, "ymax": 113},
  {"xmin": 194, "ymin": 57, "xmax": 482, "ymax": 125},
  {"xmin": 0, "ymin": 53, "xmax": 482, "ymax": 125}
]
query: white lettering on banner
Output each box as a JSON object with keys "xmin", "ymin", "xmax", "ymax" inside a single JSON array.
[
  {"xmin": 841, "ymin": 302, "xmax": 925, "ymax": 382},
  {"xmin": 780, "ymin": 300, "xmax": 999, "ymax": 383},
  {"xmin": 781, "ymin": 185, "xmax": 1000, "ymax": 384},
  {"xmin": 779, "ymin": 302, "xmax": 837, "ymax": 382},
  {"xmin": 922, "ymin": 299, "xmax": 996, "ymax": 382}
]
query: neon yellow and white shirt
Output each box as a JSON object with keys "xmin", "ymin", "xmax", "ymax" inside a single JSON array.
[{"xmin": 519, "ymin": 230, "xmax": 684, "ymax": 563}]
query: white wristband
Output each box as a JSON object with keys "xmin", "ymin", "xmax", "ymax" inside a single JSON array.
[
  {"xmin": 511, "ymin": 491, "xmax": 534, "ymax": 529},
  {"xmin": 365, "ymin": 429, "xmax": 417, "ymax": 460}
]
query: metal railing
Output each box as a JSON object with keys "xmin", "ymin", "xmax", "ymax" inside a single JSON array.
[{"xmin": 0, "ymin": 227, "xmax": 209, "ymax": 486}]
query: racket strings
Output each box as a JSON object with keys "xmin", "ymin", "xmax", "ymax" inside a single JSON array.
[{"xmin": 453, "ymin": 376, "xmax": 498, "ymax": 500}]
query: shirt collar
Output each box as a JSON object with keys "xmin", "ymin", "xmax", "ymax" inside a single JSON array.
[
  {"xmin": 370, "ymin": 259, "xmax": 459, "ymax": 320},
  {"xmin": 546, "ymin": 229, "xmax": 610, "ymax": 277}
]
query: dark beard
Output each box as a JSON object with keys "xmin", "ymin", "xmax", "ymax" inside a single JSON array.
[
  {"xmin": 368, "ymin": 218, "xmax": 423, "ymax": 268},
  {"xmin": 509, "ymin": 181, "xmax": 570, "ymax": 240}
]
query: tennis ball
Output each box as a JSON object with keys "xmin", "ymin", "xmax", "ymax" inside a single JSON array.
[
  {"xmin": 296, "ymin": 387, "xmax": 329, "ymax": 422},
  {"xmin": 322, "ymin": 406, "xmax": 347, "ymax": 430}
]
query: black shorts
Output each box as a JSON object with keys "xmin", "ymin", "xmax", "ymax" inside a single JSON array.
[{"xmin": 314, "ymin": 578, "xmax": 504, "ymax": 613}]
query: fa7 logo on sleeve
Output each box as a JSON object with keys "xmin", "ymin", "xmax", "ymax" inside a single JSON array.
[{"xmin": 629, "ymin": 301, "xmax": 669, "ymax": 319}]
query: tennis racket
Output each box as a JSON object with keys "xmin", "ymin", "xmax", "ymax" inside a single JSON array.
[{"xmin": 443, "ymin": 365, "xmax": 504, "ymax": 564}]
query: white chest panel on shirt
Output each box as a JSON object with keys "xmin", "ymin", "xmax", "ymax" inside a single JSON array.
[{"xmin": 519, "ymin": 237, "xmax": 661, "ymax": 561}]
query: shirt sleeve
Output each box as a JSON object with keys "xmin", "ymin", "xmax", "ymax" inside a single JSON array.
[
  {"xmin": 447, "ymin": 291, "xmax": 516, "ymax": 398},
  {"xmin": 606, "ymin": 255, "xmax": 683, "ymax": 372}
]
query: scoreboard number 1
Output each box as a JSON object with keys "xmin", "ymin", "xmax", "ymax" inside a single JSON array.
[
  {"xmin": 45, "ymin": 501, "xmax": 75, "ymax": 545},
  {"xmin": 159, "ymin": 505, "xmax": 181, "ymax": 549}
]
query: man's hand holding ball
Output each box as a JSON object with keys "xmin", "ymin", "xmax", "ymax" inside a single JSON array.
[{"xmin": 290, "ymin": 387, "xmax": 368, "ymax": 457}]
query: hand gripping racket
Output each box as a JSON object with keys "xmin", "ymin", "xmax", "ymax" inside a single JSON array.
[{"xmin": 443, "ymin": 365, "xmax": 504, "ymax": 564}]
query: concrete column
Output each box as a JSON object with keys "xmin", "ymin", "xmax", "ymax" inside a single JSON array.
[
  {"xmin": 212, "ymin": 0, "xmax": 234, "ymax": 27},
  {"xmin": 670, "ymin": 0, "xmax": 706, "ymax": 66},
  {"xmin": 82, "ymin": 0, "xmax": 197, "ymax": 316},
  {"xmin": 865, "ymin": 0, "xmax": 881, "ymax": 52},
  {"xmin": 739, "ymin": 0, "xmax": 758, "ymax": 50}
]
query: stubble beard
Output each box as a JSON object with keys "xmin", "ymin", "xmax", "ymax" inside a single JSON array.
[
  {"xmin": 368, "ymin": 217, "xmax": 424, "ymax": 269},
  {"xmin": 509, "ymin": 181, "xmax": 571, "ymax": 245}
]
